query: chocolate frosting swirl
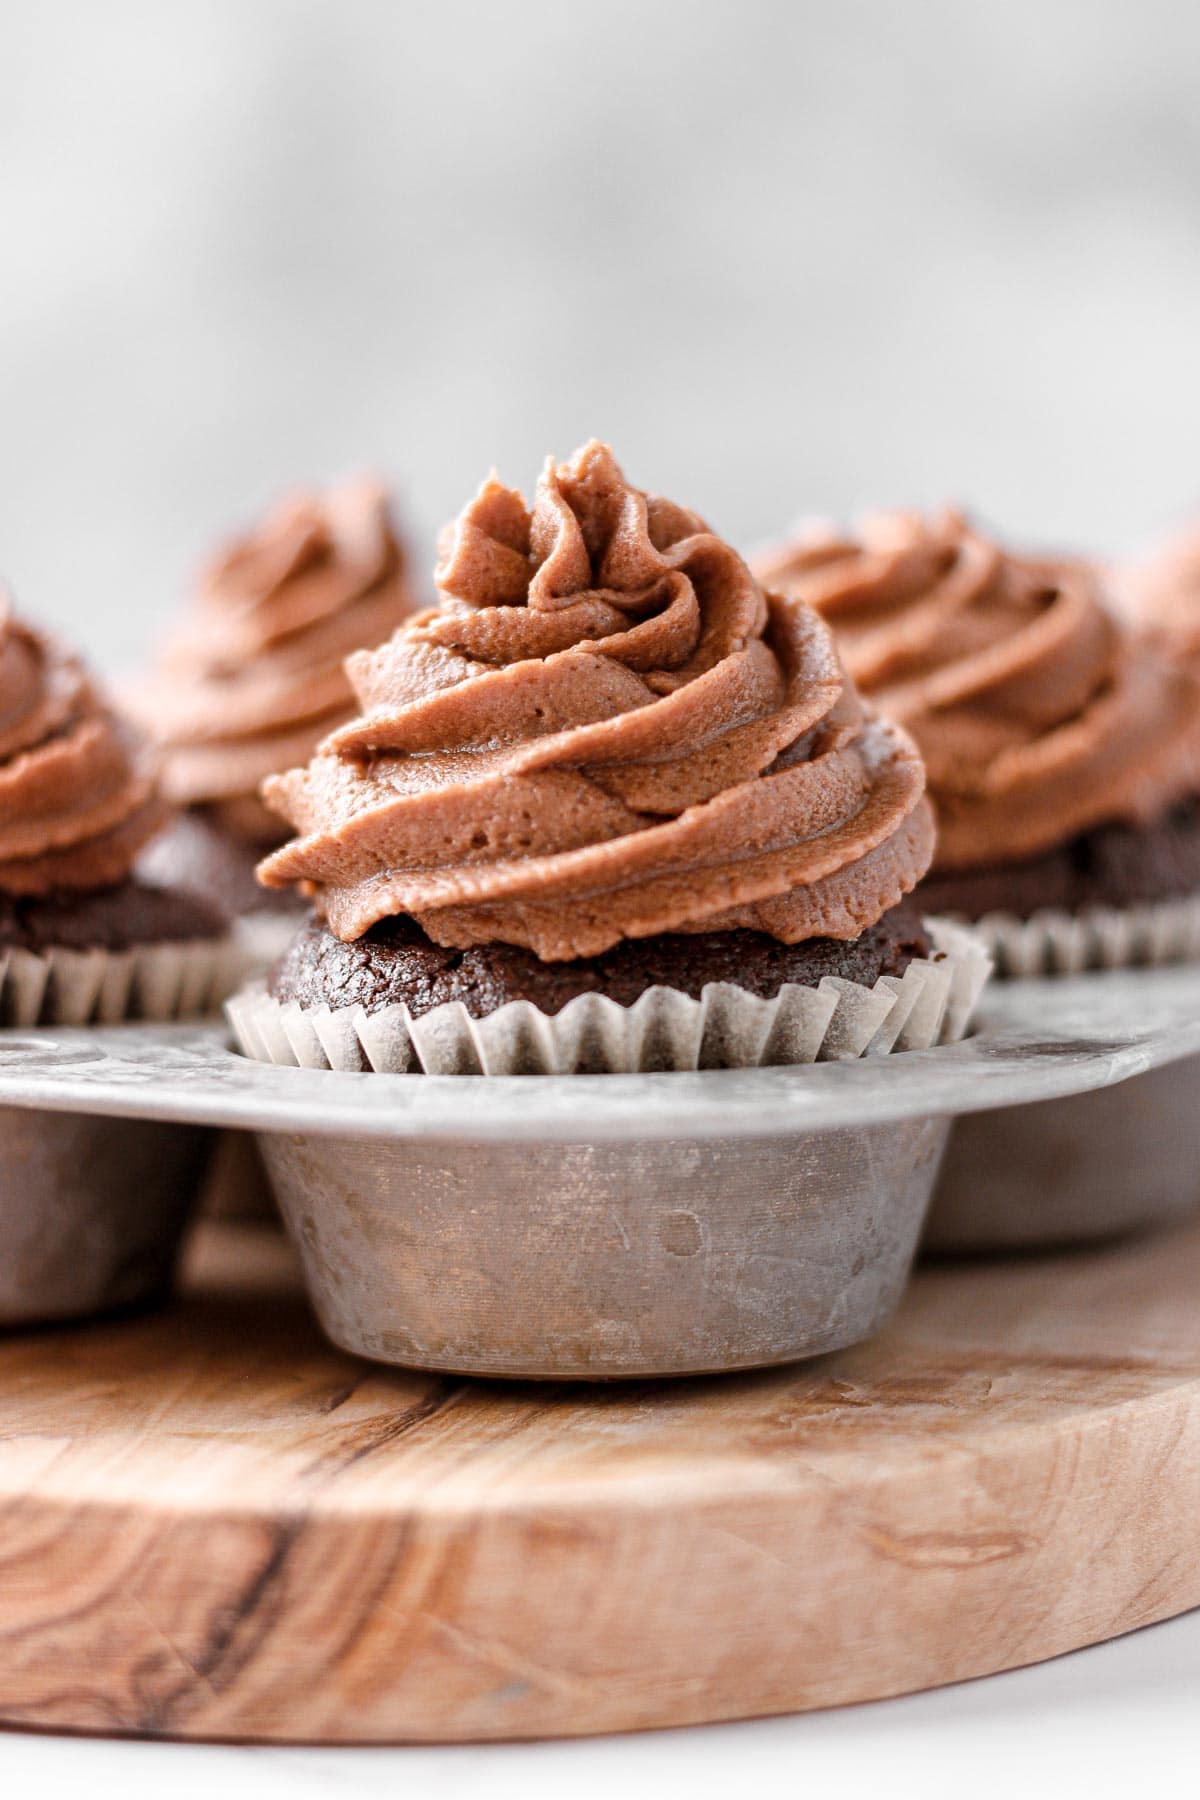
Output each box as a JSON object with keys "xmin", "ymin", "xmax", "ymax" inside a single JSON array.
[
  {"xmin": 755, "ymin": 510, "xmax": 1200, "ymax": 872},
  {"xmin": 0, "ymin": 595, "xmax": 166, "ymax": 895},
  {"xmin": 130, "ymin": 479, "xmax": 415, "ymax": 844},
  {"xmin": 258, "ymin": 443, "xmax": 933, "ymax": 960}
]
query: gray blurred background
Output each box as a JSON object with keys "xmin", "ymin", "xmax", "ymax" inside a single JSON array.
[{"xmin": 2, "ymin": 0, "xmax": 1199, "ymax": 671}]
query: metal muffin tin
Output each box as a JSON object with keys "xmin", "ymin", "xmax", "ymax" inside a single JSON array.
[
  {"xmin": 925, "ymin": 966, "xmax": 1200, "ymax": 1253},
  {"xmin": 1, "ymin": 961, "xmax": 1199, "ymax": 1371},
  {"xmin": 927, "ymin": 1045, "xmax": 1200, "ymax": 1252},
  {"xmin": 259, "ymin": 1118, "xmax": 947, "ymax": 1377},
  {"xmin": 0, "ymin": 1106, "xmax": 213, "ymax": 1325}
]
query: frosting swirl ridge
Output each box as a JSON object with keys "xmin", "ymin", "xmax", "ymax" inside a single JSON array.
[
  {"xmin": 755, "ymin": 509, "xmax": 1200, "ymax": 871},
  {"xmin": 259, "ymin": 443, "xmax": 933, "ymax": 959},
  {"xmin": 0, "ymin": 595, "xmax": 166, "ymax": 894},
  {"xmin": 130, "ymin": 479, "xmax": 415, "ymax": 843}
]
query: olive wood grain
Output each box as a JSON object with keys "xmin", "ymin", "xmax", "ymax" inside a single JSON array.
[{"xmin": 0, "ymin": 1217, "xmax": 1197, "ymax": 1741}]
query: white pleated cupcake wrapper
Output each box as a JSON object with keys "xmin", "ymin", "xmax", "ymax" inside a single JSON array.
[
  {"xmin": 942, "ymin": 892, "xmax": 1200, "ymax": 979},
  {"xmin": 0, "ymin": 935, "xmax": 242, "ymax": 1028},
  {"xmin": 225, "ymin": 919, "xmax": 989, "ymax": 1077}
]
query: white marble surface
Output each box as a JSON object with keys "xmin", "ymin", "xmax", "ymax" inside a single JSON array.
[
  {"xmin": 4, "ymin": 3, "xmax": 1200, "ymax": 673},
  {"xmin": 3, "ymin": 1608, "xmax": 1199, "ymax": 1798}
]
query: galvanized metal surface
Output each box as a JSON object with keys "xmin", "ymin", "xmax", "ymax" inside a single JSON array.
[
  {"xmin": 927, "ymin": 1053, "xmax": 1200, "ymax": 1252},
  {"xmin": 0, "ymin": 1108, "xmax": 213, "ymax": 1325},
  {"xmin": 260, "ymin": 1118, "xmax": 948, "ymax": 1377},
  {"xmin": 0, "ymin": 961, "xmax": 1198, "ymax": 1144}
]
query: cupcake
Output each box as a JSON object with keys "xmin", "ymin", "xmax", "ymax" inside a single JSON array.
[
  {"xmin": 754, "ymin": 509, "xmax": 1200, "ymax": 976},
  {"xmin": 230, "ymin": 443, "xmax": 988, "ymax": 1074},
  {"xmin": 128, "ymin": 478, "xmax": 417, "ymax": 940},
  {"xmin": 0, "ymin": 592, "xmax": 232, "ymax": 1024}
]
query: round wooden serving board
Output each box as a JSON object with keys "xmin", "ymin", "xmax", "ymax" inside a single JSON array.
[{"xmin": 1, "ymin": 1214, "xmax": 1199, "ymax": 1743}]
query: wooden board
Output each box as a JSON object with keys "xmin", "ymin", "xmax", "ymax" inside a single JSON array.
[{"xmin": 1, "ymin": 1214, "xmax": 1199, "ymax": 1742}]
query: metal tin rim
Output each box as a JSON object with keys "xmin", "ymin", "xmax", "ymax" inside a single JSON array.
[{"xmin": 0, "ymin": 961, "xmax": 1197, "ymax": 1144}]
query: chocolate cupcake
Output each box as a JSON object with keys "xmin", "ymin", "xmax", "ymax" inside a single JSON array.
[
  {"xmin": 229, "ymin": 444, "xmax": 988, "ymax": 1074},
  {"xmin": 755, "ymin": 510, "xmax": 1200, "ymax": 975},
  {"xmin": 128, "ymin": 478, "xmax": 417, "ymax": 945},
  {"xmin": 0, "ymin": 594, "xmax": 232, "ymax": 1024}
]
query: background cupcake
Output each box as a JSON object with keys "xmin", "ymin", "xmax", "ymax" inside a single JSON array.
[
  {"xmin": 0, "ymin": 591, "xmax": 231, "ymax": 1024},
  {"xmin": 755, "ymin": 509, "xmax": 1200, "ymax": 974},
  {"xmin": 129, "ymin": 478, "xmax": 418, "ymax": 930},
  {"xmin": 231, "ymin": 443, "xmax": 987, "ymax": 1074},
  {"xmin": 1117, "ymin": 520, "xmax": 1200, "ymax": 668}
]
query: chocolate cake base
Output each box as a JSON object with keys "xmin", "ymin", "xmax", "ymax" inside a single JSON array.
[
  {"xmin": 136, "ymin": 809, "xmax": 308, "ymax": 921},
  {"xmin": 919, "ymin": 797, "xmax": 1200, "ymax": 922},
  {"xmin": 0, "ymin": 879, "xmax": 227, "ymax": 954},
  {"xmin": 269, "ymin": 902, "xmax": 933, "ymax": 1020}
]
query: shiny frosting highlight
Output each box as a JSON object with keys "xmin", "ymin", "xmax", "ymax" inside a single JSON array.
[
  {"xmin": 132, "ymin": 479, "xmax": 414, "ymax": 843},
  {"xmin": 1119, "ymin": 522, "xmax": 1200, "ymax": 668},
  {"xmin": 755, "ymin": 509, "xmax": 1200, "ymax": 871},
  {"xmin": 259, "ymin": 443, "xmax": 933, "ymax": 959},
  {"xmin": 0, "ymin": 596, "xmax": 166, "ymax": 895}
]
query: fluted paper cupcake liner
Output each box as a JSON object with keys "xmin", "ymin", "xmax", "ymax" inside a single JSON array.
[
  {"xmin": 937, "ymin": 892, "xmax": 1200, "ymax": 979},
  {"xmin": 0, "ymin": 935, "xmax": 241, "ymax": 1028},
  {"xmin": 225, "ymin": 919, "xmax": 989, "ymax": 1077}
]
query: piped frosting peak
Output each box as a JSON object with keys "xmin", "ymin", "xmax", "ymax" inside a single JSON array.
[{"xmin": 259, "ymin": 444, "xmax": 934, "ymax": 959}]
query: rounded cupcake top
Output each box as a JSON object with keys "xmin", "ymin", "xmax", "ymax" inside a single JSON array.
[
  {"xmin": 754, "ymin": 509, "xmax": 1200, "ymax": 872},
  {"xmin": 128, "ymin": 479, "xmax": 415, "ymax": 844},
  {"xmin": 258, "ymin": 441, "xmax": 934, "ymax": 961},
  {"xmin": 0, "ymin": 595, "xmax": 167, "ymax": 896}
]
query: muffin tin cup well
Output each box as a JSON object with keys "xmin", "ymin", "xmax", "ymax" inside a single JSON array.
[
  {"xmin": 0, "ymin": 934, "xmax": 244, "ymax": 1320},
  {"xmin": 910, "ymin": 892, "xmax": 1200, "ymax": 1252},
  {"xmin": 257, "ymin": 1119, "xmax": 948, "ymax": 1379},
  {"xmin": 0, "ymin": 1106, "xmax": 214, "ymax": 1326},
  {"xmin": 925, "ymin": 1053, "xmax": 1200, "ymax": 1253},
  {"xmin": 1, "ymin": 959, "xmax": 1199, "ymax": 1363}
]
